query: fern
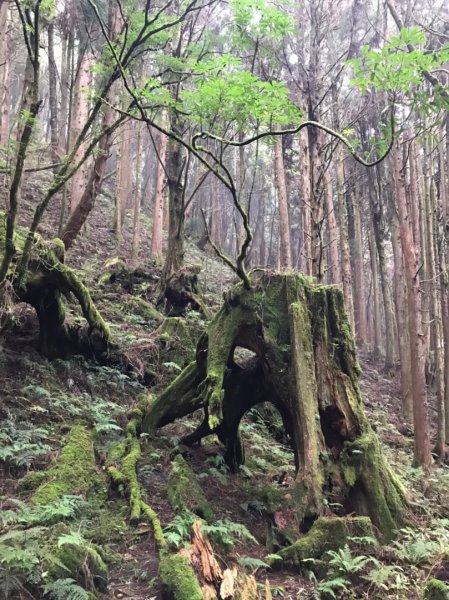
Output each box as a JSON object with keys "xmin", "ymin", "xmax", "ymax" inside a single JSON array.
[
  {"xmin": 237, "ymin": 556, "xmax": 270, "ymax": 571},
  {"xmin": 202, "ymin": 519, "xmax": 257, "ymax": 549},
  {"xmin": 315, "ymin": 576, "xmax": 350, "ymax": 599},
  {"xmin": 363, "ymin": 564, "xmax": 404, "ymax": 590},
  {"xmin": 43, "ymin": 578, "xmax": 89, "ymax": 600},
  {"xmin": 1, "ymin": 495, "xmax": 84, "ymax": 528},
  {"xmin": 326, "ymin": 544, "xmax": 378, "ymax": 575},
  {"xmin": 57, "ymin": 531, "xmax": 86, "ymax": 548}
]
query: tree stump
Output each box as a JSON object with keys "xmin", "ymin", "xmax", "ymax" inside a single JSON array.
[
  {"xmin": 142, "ymin": 273, "xmax": 406, "ymax": 538},
  {"xmin": 0, "ymin": 211, "xmax": 110, "ymax": 359}
]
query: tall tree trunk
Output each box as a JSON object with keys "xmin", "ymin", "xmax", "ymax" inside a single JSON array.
[
  {"xmin": 161, "ymin": 119, "xmax": 185, "ymax": 284},
  {"xmin": 336, "ymin": 147, "xmax": 355, "ymax": 331},
  {"xmin": 274, "ymin": 138, "xmax": 292, "ymax": 269},
  {"xmin": 348, "ymin": 179, "xmax": 367, "ymax": 346},
  {"xmin": 300, "ymin": 132, "xmax": 312, "ymax": 275},
  {"xmin": 69, "ymin": 48, "xmax": 93, "ymax": 213},
  {"xmin": 392, "ymin": 140, "xmax": 431, "ymax": 467},
  {"xmin": 151, "ymin": 124, "xmax": 168, "ymax": 259},
  {"xmin": 47, "ymin": 22, "xmax": 59, "ymax": 172},
  {"xmin": 131, "ymin": 122, "xmax": 144, "ymax": 265},
  {"xmin": 0, "ymin": 1, "xmax": 10, "ymax": 150},
  {"xmin": 391, "ymin": 211, "xmax": 413, "ymax": 423},
  {"xmin": 324, "ymin": 169, "xmax": 340, "ymax": 284},
  {"xmin": 58, "ymin": 29, "xmax": 75, "ymax": 233},
  {"xmin": 428, "ymin": 179, "xmax": 445, "ymax": 460}
]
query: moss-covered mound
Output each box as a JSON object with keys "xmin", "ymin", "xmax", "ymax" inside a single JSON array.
[
  {"xmin": 167, "ymin": 454, "xmax": 214, "ymax": 522},
  {"xmin": 425, "ymin": 579, "xmax": 449, "ymax": 600},
  {"xmin": 277, "ymin": 516, "xmax": 375, "ymax": 570},
  {"xmin": 159, "ymin": 552, "xmax": 203, "ymax": 600},
  {"xmin": 32, "ymin": 424, "xmax": 103, "ymax": 505}
]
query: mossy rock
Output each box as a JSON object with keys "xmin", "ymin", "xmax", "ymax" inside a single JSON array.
[
  {"xmin": 425, "ymin": 580, "xmax": 449, "ymax": 600},
  {"xmin": 159, "ymin": 551, "xmax": 203, "ymax": 600},
  {"xmin": 32, "ymin": 424, "xmax": 104, "ymax": 505},
  {"xmin": 277, "ymin": 516, "xmax": 375, "ymax": 571},
  {"xmin": 49, "ymin": 542, "xmax": 108, "ymax": 592},
  {"xmin": 167, "ymin": 454, "xmax": 214, "ymax": 522}
]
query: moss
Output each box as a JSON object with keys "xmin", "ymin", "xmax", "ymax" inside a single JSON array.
[
  {"xmin": 157, "ymin": 316, "xmax": 205, "ymax": 370},
  {"xmin": 84, "ymin": 502, "xmax": 129, "ymax": 544},
  {"xmin": 340, "ymin": 432, "xmax": 406, "ymax": 539},
  {"xmin": 167, "ymin": 454, "xmax": 214, "ymax": 522},
  {"xmin": 242, "ymin": 482, "xmax": 286, "ymax": 513},
  {"xmin": 125, "ymin": 296, "xmax": 164, "ymax": 323},
  {"xmin": 32, "ymin": 425, "xmax": 102, "ymax": 505},
  {"xmin": 277, "ymin": 516, "xmax": 375, "ymax": 570},
  {"xmin": 106, "ymin": 400, "xmax": 167, "ymax": 550},
  {"xmin": 141, "ymin": 361, "xmax": 201, "ymax": 434},
  {"xmin": 49, "ymin": 542, "xmax": 108, "ymax": 592},
  {"xmin": 159, "ymin": 551, "xmax": 203, "ymax": 600},
  {"xmin": 424, "ymin": 580, "xmax": 449, "ymax": 600},
  {"xmin": 17, "ymin": 470, "xmax": 49, "ymax": 493}
]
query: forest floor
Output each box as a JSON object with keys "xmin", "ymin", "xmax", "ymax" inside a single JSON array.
[{"xmin": 1, "ymin": 188, "xmax": 449, "ymax": 599}]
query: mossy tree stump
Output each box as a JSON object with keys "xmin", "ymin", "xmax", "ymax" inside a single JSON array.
[
  {"xmin": 143, "ymin": 273, "xmax": 406, "ymax": 539},
  {"xmin": 0, "ymin": 212, "xmax": 110, "ymax": 359}
]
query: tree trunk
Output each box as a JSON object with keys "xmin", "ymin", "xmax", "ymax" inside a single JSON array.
[
  {"xmin": 392, "ymin": 140, "xmax": 431, "ymax": 467},
  {"xmin": 274, "ymin": 138, "xmax": 292, "ymax": 269},
  {"xmin": 142, "ymin": 273, "xmax": 406, "ymax": 539},
  {"xmin": 47, "ymin": 22, "xmax": 59, "ymax": 171},
  {"xmin": 324, "ymin": 170, "xmax": 340, "ymax": 284},
  {"xmin": 391, "ymin": 212, "xmax": 413, "ymax": 423},
  {"xmin": 151, "ymin": 123, "xmax": 168, "ymax": 259},
  {"xmin": 161, "ymin": 124, "xmax": 185, "ymax": 286},
  {"xmin": 0, "ymin": 1, "xmax": 10, "ymax": 150},
  {"xmin": 336, "ymin": 146, "xmax": 355, "ymax": 331},
  {"xmin": 69, "ymin": 49, "xmax": 93, "ymax": 213},
  {"xmin": 1, "ymin": 212, "xmax": 110, "ymax": 360},
  {"xmin": 131, "ymin": 122, "xmax": 144, "ymax": 264}
]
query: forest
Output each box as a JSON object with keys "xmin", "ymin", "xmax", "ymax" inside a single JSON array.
[{"xmin": 0, "ymin": 0, "xmax": 449, "ymax": 598}]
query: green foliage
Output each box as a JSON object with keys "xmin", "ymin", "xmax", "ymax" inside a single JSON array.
[
  {"xmin": 182, "ymin": 68, "xmax": 301, "ymax": 130},
  {"xmin": 1, "ymin": 496, "xmax": 84, "ymax": 528},
  {"xmin": 350, "ymin": 27, "xmax": 449, "ymax": 112},
  {"xmin": 390, "ymin": 528, "xmax": 441, "ymax": 564},
  {"xmin": 0, "ymin": 411, "xmax": 51, "ymax": 468},
  {"xmin": 308, "ymin": 571, "xmax": 350, "ymax": 600},
  {"xmin": 163, "ymin": 512, "xmax": 196, "ymax": 549},
  {"xmin": 163, "ymin": 513, "xmax": 257, "ymax": 551},
  {"xmin": 237, "ymin": 556, "xmax": 270, "ymax": 571},
  {"xmin": 202, "ymin": 519, "xmax": 257, "ymax": 549},
  {"xmin": 363, "ymin": 564, "xmax": 406, "ymax": 592},
  {"xmin": 326, "ymin": 544, "xmax": 378, "ymax": 576},
  {"xmin": 43, "ymin": 578, "xmax": 90, "ymax": 600}
]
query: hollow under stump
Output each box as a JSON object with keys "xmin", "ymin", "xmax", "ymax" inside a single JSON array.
[
  {"xmin": 0, "ymin": 211, "xmax": 110, "ymax": 360},
  {"xmin": 142, "ymin": 272, "xmax": 406, "ymax": 540}
]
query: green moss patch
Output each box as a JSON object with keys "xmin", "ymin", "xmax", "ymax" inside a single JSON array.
[
  {"xmin": 167, "ymin": 454, "xmax": 214, "ymax": 522},
  {"xmin": 159, "ymin": 551, "xmax": 203, "ymax": 600},
  {"xmin": 277, "ymin": 516, "xmax": 375, "ymax": 570},
  {"xmin": 32, "ymin": 424, "xmax": 102, "ymax": 505},
  {"xmin": 425, "ymin": 579, "xmax": 449, "ymax": 600}
]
